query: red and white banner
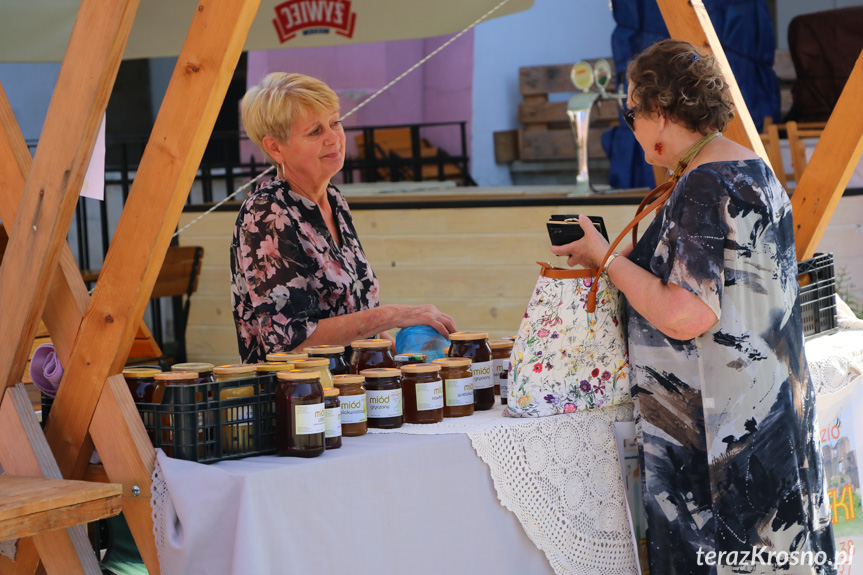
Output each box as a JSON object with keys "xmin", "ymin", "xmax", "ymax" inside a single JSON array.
[{"xmin": 272, "ymin": 0, "xmax": 357, "ymax": 43}]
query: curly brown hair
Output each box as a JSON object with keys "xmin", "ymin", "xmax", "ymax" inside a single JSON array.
[{"xmin": 627, "ymin": 39, "xmax": 735, "ymax": 134}]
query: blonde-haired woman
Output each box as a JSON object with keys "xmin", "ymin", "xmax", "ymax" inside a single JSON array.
[{"xmin": 231, "ymin": 73, "xmax": 455, "ymax": 363}]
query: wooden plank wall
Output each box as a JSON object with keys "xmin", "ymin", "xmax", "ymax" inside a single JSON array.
[{"xmin": 178, "ymin": 194, "xmax": 863, "ymax": 365}]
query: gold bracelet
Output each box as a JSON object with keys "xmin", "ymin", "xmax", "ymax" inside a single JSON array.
[{"xmin": 603, "ymin": 252, "xmax": 623, "ymax": 275}]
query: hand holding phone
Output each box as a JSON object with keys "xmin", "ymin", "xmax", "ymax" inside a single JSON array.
[{"xmin": 547, "ymin": 214, "xmax": 608, "ymax": 246}]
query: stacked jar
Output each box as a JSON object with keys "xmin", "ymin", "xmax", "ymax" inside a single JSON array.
[
  {"xmin": 490, "ymin": 339, "xmax": 514, "ymax": 405},
  {"xmin": 171, "ymin": 362, "xmax": 215, "ymax": 384},
  {"xmin": 400, "ymin": 363, "xmax": 444, "ymax": 424},
  {"xmin": 291, "ymin": 357, "xmax": 334, "ymax": 389},
  {"xmin": 448, "ymin": 332, "xmax": 495, "ymax": 411},
  {"xmin": 349, "ymin": 339, "xmax": 394, "ymax": 373},
  {"xmin": 122, "ymin": 367, "xmax": 161, "ymax": 403},
  {"xmin": 266, "ymin": 352, "xmax": 308, "ymax": 363},
  {"xmin": 323, "ymin": 387, "xmax": 342, "ymax": 449},
  {"xmin": 432, "ymin": 357, "xmax": 474, "ymax": 418},
  {"xmin": 333, "ymin": 374, "xmax": 367, "ymax": 437},
  {"xmin": 305, "ymin": 345, "xmax": 349, "ymax": 375},
  {"xmin": 360, "ymin": 367, "xmax": 403, "ymax": 429},
  {"xmin": 213, "ymin": 364, "xmax": 256, "ymax": 455},
  {"xmin": 275, "ymin": 369, "xmax": 325, "ymax": 458}
]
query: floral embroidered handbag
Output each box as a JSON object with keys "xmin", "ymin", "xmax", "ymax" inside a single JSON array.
[{"xmin": 505, "ymin": 181, "xmax": 675, "ymax": 417}]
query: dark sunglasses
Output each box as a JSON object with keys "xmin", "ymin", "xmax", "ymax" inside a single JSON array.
[{"xmin": 617, "ymin": 98, "xmax": 636, "ymax": 131}]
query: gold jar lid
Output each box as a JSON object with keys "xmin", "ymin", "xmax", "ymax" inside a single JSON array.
[
  {"xmin": 277, "ymin": 369, "xmax": 321, "ymax": 381},
  {"xmin": 122, "ymin": 368, "xmax": 161, "ymax": 379},
  {"xmin": 333, "ymin": 374, "xmax": 365, "ymax": 385},
  {"xmin": 171, "ymin": 362, "xmax": 214, "ymax": 373},
  {"xmin": 154, "ymin": 371, "xmax": 198, "ymax": 381},
  {"xmin": 449, "ymin": 331, "xmax": 489, "ymax": 341},
  {"xmin": 305, "ymin": 345, "xmax": 346, "ymax": 355},
  {"xmin": 400, "ymin": 363, "xmax": 441, "ymax": 374},
  {"xmin": 255, "ymin": 362, "xmax": 295, "ymax": 373},
  {"xmin": 360, "ymin": 367, "xmax": 401, "ymax": 378},
  {"xmin": 489, "ymin": 340, "xmax": 514, "ymax": 350},
  {"xmin": 323, "ymin": 387, "xmax": 340, "ymax": 397},
  {"xmin": 213, "ymin": 364, "xmax": 255, "ymax": 375},
  {"xmin": 266, "ymin": 352, "xmax": 309, "ymax": 362},
  {"xmin": 432, "ymin": 357, "xmax": 472, "ymax": 368},
  {"xmin": 291, "ymin": 358, "xmax": 330, "ymax": 369},
  {"xmin": 350, "ymin": 339, "xmax": 391, "ymax": 349}
]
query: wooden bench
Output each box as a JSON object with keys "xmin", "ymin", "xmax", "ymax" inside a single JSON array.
[{"xmin": 0, "ymin": 475, "xmax": 121, "ymax": 542}]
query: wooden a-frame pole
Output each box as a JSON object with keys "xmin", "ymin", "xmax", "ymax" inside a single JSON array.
[
  {"xmin": 790, "ymin": 50, "xmax": 863, "ymax": 260},
  {"xmin": 656, "ymin": 0, "xmax": 863, "ymax": 260},
  {"xmin": 654, "ymin": 0, "xmax": 769, "ymax": 163},
  {"xmin": 0, "ymin": 0, "xmax": 139, "ymax": 572},
  {"xmin": 0, "ymin": 1, "xmax": 259, "ymax": 573}
]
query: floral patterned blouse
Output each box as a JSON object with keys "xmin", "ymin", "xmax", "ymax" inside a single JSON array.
[{"xmin": 229, "ymin": 177, "xmax": 379, "ymax": 364}]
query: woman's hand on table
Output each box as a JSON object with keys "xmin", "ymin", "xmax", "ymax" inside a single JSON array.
[
  {"xmin": 382, "ymin": 304, "xmax": 457, "ymax": 338},
  {"xmin": 550, "ymin": 214, "xmax": 613, "ymax": 269}
]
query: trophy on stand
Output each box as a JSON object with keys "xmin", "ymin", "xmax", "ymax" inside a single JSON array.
[{"xmin": 566, "ymin": 58, "xmax": 624, "ymax": 195}]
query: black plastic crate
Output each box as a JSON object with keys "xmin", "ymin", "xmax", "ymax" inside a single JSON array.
[
  {"xmin": 43, "ymin": 374, "xmax": 278, "ymax": 464},
  {"xmin": 798, "ymin": 252, "xmax": 838, "ymax": 339}
]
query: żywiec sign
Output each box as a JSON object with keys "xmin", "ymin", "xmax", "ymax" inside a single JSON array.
[{"xmin": 273, "ymin": 0, "xmax": 357, "ymax": 43}]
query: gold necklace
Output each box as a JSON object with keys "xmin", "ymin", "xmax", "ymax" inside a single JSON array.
[{"xmin": 670, "ymin": 131, "xmax": 721, "ymax": 182}]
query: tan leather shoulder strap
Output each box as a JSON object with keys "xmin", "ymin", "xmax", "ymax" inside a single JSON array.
[{"xmin": 586, "ymin": 180, "xmax": 676, "ymax": 313}]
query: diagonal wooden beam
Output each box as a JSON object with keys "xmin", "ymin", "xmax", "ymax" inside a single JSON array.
[
  {"xmin": 0, "ymin": 83, "xmax": 159, "ymax": 369},
  {"xmin": 0, "ymin": 0, "xmax": 139, "ymax": 393},
  {"xmin": 654, "ymin": 0, "xmax": 771, "ymax": 168},
  {"xmin": 37, "ymin": 0, "xmax": 260, "ymax": 569},
  {"xmin": 791, "ymin": 50, "xmax": 863, "ymax": 260}
]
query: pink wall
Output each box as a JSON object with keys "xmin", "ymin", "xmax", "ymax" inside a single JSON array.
[{"xmin": 242, "ymin": 31, "xmax": 474, "ymax": 180}]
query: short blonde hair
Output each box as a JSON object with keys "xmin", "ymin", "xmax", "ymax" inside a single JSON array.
[{"xmin": 241, "ymin": 73, "xmax": 340, "ymax": 164}]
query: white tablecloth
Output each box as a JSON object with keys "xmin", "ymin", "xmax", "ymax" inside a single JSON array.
[{"xmin": 150, "ymin": 305, "xmax": 863, "ymax": 575}]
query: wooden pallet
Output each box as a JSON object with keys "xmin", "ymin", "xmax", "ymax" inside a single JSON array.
[{"xmin": 492, "ymin": 59, "xmax": 622, "ymax": 185}]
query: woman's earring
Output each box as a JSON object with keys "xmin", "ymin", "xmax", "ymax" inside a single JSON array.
[
  {"xmin": 654, "ymin": 141, "xmax": 663, "ymax": 155},
  {"xmin": 279, "ymin": 162, "xmax": 286, "ymax": 177}
]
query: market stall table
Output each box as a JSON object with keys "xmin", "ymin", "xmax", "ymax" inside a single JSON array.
[{"xmin": 148, "ymin": 305, "xmax": 863, "ymax": 575}]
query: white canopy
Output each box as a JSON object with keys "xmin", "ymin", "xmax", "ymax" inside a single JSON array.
[{"xmin": 0, "ymin": 0, "xmax": 534, "ymax": 62}]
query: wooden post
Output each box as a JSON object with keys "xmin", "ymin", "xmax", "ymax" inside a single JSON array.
[
  {"xmin": 654, "ymin": 0, "xmax": 770, "ymax": 167},
  {"xmin": 0, "ymin": 387, "xmax": 101, "ymax": 575},
  {"xmin": 0, "ymin": 0, "xmax": 139, "ymax": 393},
  {"xmin": 790, "ymin": 50, "xmax": 863, "ymax": 260}
]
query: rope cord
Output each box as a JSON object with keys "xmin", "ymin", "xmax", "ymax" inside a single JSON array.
[{"xmin": 171, "ymin": 0, "xmax": 514, "ymax": 239}]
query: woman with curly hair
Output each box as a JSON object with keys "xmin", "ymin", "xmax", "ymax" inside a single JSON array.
[{"xmin": 554, "ymin": 40, "xmax": 836, "ymax": 573}]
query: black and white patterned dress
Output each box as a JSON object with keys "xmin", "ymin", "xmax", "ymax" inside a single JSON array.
[{"xmin": 627, "ymin": 159, "xmax": 837, "ymax": 574}]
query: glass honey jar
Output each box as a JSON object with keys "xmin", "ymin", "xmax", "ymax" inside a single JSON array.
[
  {"xmin": 433, "ymin": 357, "xmax": 474, "ymax": 418},
  {"xmin": 292, "ymin": 357, "xmax": 334, "ymax": 389},
  {"xmin": 213, "ymin": 364, "xmax": 255, "ymax": 382},
  {"xmin": 171, "ymin": 362, "xmax": 215, "ymax": 384},
  {"xmin": 266, "ymin": 352, "xmax": 309, "ymax": 363},
  {"xmin": 275, "ymin": 370, "xmax": 325, "ymax": 458},
  {"xmin": 394, "ymin": 353, "xmax": 427, "ymax": 368},
  {"xmin": 122, "ymin": 367, "xmax": 161, "ymax": 403},
  {"xmin": 490, "ymin": 340, "xmax": 514, "ymax": 397},
  {"xmin": 360, "ymin": 368, "xmax": 403, "ymax": 429},
  {"xmin": 255, "ymin": 362, "xmax": 295, "ymax": 375},
  {"xmin": 332, "ymin": 374, "xmax": 367, "ymax": 437},
  {"xmin": 448, "ymin": 332, "xmax": 494, "ymax": 411},
  {"xmin": 323, "ymin": 387, "xmax": 342, "ymax": 450},
  {"xmin": 305, "ymin": 345, "xmax": 349, "ymax": 375},
  {"xmin": 400, "ymin": 363, "xmax": 443, "ymax": 424},
  {"xmin": 349, "ymin": 339, "xmax": 394, "ymax": 374}
]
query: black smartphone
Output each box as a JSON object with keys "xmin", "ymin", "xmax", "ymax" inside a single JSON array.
[{"xmin": 546, "ymin": 215, "xmax": 608, "ymax": 245}]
